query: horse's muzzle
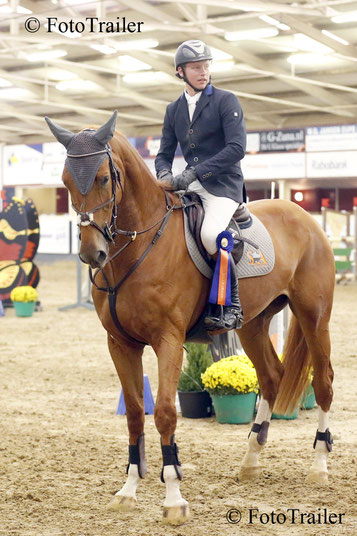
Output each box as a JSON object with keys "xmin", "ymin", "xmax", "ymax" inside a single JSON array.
[{"xmin": 79, "ymin": 247, "xmax": 108, "ymax": 269}]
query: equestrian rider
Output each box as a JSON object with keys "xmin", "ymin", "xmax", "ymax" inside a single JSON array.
[{"xmin": 155, "ymin": 40, "xmax": 246, "ymax": 330}]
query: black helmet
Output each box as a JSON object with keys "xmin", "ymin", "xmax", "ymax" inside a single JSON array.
[{"xmin": 175, "ymin": 40, "xmax": 213, "ymax": 70}]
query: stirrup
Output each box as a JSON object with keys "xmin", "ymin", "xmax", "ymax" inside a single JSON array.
[{"xmin": 204, "ymin": 305, "xmax": 243, "ymax": 331}]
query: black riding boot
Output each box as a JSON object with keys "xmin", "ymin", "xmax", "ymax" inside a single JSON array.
[{"xmin": 204, "ymin": 256, "xmax": 243, "ymax": 331}]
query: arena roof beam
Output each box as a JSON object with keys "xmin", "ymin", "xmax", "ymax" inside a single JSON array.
[
  {"xmin": 280, "ymin": 14, "xmax": 357, "ymax": 61},
  {"xmin": 207, "ymin": 35, "xmax": 355, "ymax": 117},
  {"xmin": 118, "ymin": 0, "xmax": 178, "ymax": 24},
  {"xmin": 152, "ymin": 0, "xmax": 322, "ymax": 16}
]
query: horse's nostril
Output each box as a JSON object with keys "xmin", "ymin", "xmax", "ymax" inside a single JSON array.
[{"xmin": 97, "ymin": 250, "xmax": 107, "ymax": 265}]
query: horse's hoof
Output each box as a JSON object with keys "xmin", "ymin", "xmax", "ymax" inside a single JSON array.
[
  {"xmin": 106, "ymin": 495, "xmax": 137, "ymax": 512},
  {"xmin": 162, "ymin": 504, "xmax": 190, "ymax": 525},
  {"xmin": 306, "ymin": 471, "xmax": 329, "ymax": 485},
  {"xmin": 238, "ymin": 465, "xmax": 262, "ymax": 481}
]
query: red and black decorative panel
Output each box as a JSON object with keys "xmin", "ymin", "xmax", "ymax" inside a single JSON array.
[
  {"xmin": 0, "ymin": 261, "xmax": 27, "ymax": 300},
  {"xmin": 20, "ymin": 260, "xmax": 40, "ymax": 289},
  {"xmin": 0, "ymin": 199, "xmax": 28, "ymax": 263},
  {"xmin": 23, "ymin": 199, "xmax": 40, "ymax": 261}
]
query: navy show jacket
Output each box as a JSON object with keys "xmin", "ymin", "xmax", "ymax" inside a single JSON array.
[{"xmin": 155, "ymin": 84, "xmax": 246, "ymax": 203}]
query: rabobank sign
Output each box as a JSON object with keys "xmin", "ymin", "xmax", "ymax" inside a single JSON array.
[{"xmin": 307, "ymin": 151, "xmax": 357, "ymax": 177}]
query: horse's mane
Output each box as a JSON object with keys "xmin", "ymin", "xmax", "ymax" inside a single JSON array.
[{"xmin": 111, "ymin": 129, "xmax": 173, "ymax": 192}]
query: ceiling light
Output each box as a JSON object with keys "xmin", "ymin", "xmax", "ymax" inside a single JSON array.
[
  {"xmin": 56, "ymin": 79, "xmax": 101, "ymax": 92},
  {"xmin": 113, "ymin": 39, "xmax": 159, "ymax": 51},
  {"xmin": 287, "ymin": 53, "xmax": 336, "ymax": 65},
  {"xmin": 294, "ymin": 192, "xmax": 304, "ymax": 202},
  {"xmin": 21, "ymin": 49, "xmax": 68, "ymax": 62},
  {"xmin": 90, "ymin": 44, "xmax": 117, "ymax": 55},
  {"xmin": 259, "ymin": 15, "xmax": 290, "ymax": 31},
  {"xmin": 0, "ymin": 77, "xmax": 12, "ymax": 88},
  {"xmin": 210, "ymin": 47, "xmax": 233, "ymax": 61},
  {"xmin": 293, "ymin": 33, "xmax": 333, "ymax": 54},
  {"xmin": 46, "ymin": 69, "xmax": 79, "ymax": 81},
  {"xmin": 117, "ymin": 55, "xmax": 151, "ymax": 72},
  {"xmin": 122, "ymin": 71, "xmax": 171, "ymax": 85},
  {"xmin": 62, "ymin": 0, "xmax": 89, "ymax": 4},
  {"xmin": 0, "ymin": 3, "xmax": 31, "ymax": 13},
  {"xmin": 331, "ymin": 11, "xmax": 357, "ymax": 23},
  {"xmin": 225, "ymin": 28, "xmax": 279, "ymax": 41},
  {"xmin": 0, "ymin": 87, "xmax": 33, "ymax": 100},
  {"xmin": 210, "ymin": 61, "xmax": 235, "ymax": 73},
  {"xmin": 321, "ymin": 29, "xmax": 349, "ymax": 45}
]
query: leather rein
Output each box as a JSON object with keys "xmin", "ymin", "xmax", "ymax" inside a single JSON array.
[{"xmin": 69, "ymin": 146, "xmax": 184, "ymax": 345}]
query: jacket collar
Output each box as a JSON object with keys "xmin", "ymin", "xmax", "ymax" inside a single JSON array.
[
  {"xmin": 191, "ymin": 84, "xmax": 212, "ymax": 125},
  {"xmin": 179, "ymin": 83, "xmax": 213, "ymax": 100},
  {"xmin": 177, "ymin": 84, "xmax": 213, "ymax": 126}
]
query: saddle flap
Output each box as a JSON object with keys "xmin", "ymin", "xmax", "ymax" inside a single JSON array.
[{"xmin": 183, "ymin": 193, "xmax": 251, "ymax": 266}]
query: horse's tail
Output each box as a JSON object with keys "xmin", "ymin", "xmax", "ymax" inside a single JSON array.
[{"xmin": 273, "ymin": 314, "xmax": 312, "ymax": 415}]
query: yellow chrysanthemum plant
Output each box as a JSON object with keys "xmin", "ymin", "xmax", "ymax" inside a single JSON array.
[
  {"xmin": 10, "ymin": 286, "xmax": 38, "ymax": 303},
  {"xmin": 201, "ymin": 354, "xmax": 259, "ymax": 396}
]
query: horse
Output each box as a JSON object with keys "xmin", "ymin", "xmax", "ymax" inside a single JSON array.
[{"xmin": 45, "ymin": 111, "xmax": 335, "ymax": 526}]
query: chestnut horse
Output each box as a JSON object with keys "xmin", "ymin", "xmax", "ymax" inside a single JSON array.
[{"xmin": 45, "ymin": 112, "xmax": 335, "ymax": 526}]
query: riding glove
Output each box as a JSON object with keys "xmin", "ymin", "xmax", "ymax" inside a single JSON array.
[
  {"xmin": 172, "ymin": 167, "xmax": 197, "ymax": 190},
  {"xmin": 157, "ymin": 168, "xmax": 174, "ymax": 182}
]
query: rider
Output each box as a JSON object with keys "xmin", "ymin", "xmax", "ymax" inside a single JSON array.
[{"xmin": 155, "ymin": 40, "xmax": 246, "ymax": 330}]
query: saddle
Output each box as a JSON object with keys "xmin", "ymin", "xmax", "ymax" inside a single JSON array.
[{"xmin": 182, "ymin": 192, "xmax": 252, "ymax": 265}]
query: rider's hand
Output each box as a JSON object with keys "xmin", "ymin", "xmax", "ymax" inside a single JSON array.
[
  {"xmin": 172, "ymin": 167, "xmax": 197, "ymax": 191},
  {"xmin": 157, "ymin": 169, "xmax": 174, "ymax": 182}
]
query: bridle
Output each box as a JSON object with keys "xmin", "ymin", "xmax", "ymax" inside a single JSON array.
[
  {"xmin": 68, "ymin": 144, "xmax": 122, "ymax": 243},
  {"xmin": 67, "ymin": 142, "xmax": 187, "ymax": 346}
]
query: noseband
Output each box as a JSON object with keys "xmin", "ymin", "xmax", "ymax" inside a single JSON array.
[{"xmin": 68, "ymin": 144, "xmax": 122, "ymax": 243}]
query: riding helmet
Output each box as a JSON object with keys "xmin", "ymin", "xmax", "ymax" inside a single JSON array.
[{"xmin": 174, "ymin": 40, "xmax": 213, "ymax": 70}]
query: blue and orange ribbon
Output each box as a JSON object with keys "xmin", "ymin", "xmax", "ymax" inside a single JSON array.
[{"xmin": 208, "ymin": 231, "xmax": 234, "ymax": 306}]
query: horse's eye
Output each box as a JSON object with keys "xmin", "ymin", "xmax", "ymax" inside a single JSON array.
[{"xmin": 101, "ymin": 176, "xmax": 109, "ymax": 185}]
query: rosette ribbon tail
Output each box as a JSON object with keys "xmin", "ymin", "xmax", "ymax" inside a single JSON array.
[{"xmin": 208, "ymin": 231, "xmax": 234, "ymax": 306}]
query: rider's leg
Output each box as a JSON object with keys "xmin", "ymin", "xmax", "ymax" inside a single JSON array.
[{"xmin": 187, "ymin": 181, "xmax": 243, "ymax": 330}]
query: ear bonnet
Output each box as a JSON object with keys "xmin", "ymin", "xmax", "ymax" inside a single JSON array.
[{"xmin": 45, "ymin": 111, "xmax": 118, "ymax": 195}]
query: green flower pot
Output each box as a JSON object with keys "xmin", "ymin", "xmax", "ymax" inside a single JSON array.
[
  {"xmin": 301, "ymin": 383, "xmax": 316, "ymax": 410},
  {"xmin": 211, "ymin": 392, "xmax": 257, "ymax": 424},
  {"xmin": 13, "ymin": 301, "xmax": 35, "ymax": 317},
  {"xmin": 272, "ymin": 408, "xmax": 299, "ymax": 420}
]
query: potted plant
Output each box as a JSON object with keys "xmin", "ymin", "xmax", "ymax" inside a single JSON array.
[
  {"xmin": 10, "ymin": 286, "xmax": 38, "ymax": 317},
  {"xmin": 177, "ymin": 343, "xmax": 213, "ymax": 418},
  {"xmin": 201, "ymin": 355, "xmax": 258, "ymax": 424}
]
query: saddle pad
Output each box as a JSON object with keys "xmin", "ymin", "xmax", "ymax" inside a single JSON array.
[{"xmin": 183, "ymin": 212, "xmax": 275, "ymax": 279}]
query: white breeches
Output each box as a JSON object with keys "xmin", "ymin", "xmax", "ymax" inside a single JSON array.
[{"xmin": 188, "ymin": 180, "xmax": 239, "ymax": 255}]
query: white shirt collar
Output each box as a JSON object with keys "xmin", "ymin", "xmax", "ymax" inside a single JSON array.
[{"xmin": 184, "ymin": 90, "xmax": 202, "ymax": 104}]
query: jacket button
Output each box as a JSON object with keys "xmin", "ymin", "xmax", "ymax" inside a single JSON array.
[
  {"xmin": 209, "ymin": 172, "xmax": 212, "ymax": 176},
  {"xmin": 190, "ymin": 143, "xmax": 195, "ymax": 148},
  {"xmin": 193, "ymin": 157, "xmax": 198, "ymax": 162},
  {"xmin": 189, "ymin": 129, "xmax": 193, "ymax": 134}
]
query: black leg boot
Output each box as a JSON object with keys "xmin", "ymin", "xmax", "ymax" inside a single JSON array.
[
  {"xmin": 222, "ymin": 255, "xmax": 243, "ymax": 330},
  {"xmin": 204, "ymin": 256, "xmax": 243, "ymax": 331}
]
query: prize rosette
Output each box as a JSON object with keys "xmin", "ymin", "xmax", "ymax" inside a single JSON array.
[{"xmin": 208, "ymin": 231, "xmax": 234, "ymax": 306}]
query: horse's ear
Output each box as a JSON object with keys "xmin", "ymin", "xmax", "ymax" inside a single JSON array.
[
  {"xmin": 94, "ymin": 110, "xmax": 118, "ymax": 145},
  {"xmin": 45, "ymin": 117, "xmax": 75, "ymax": 148}
]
